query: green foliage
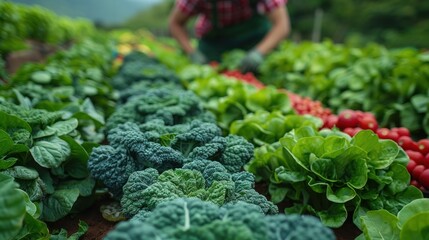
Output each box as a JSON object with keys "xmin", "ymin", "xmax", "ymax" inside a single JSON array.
[
  {"xmin": 358, "ymin": 199, "xmax": 429, "ymax": 240},
  {"xmin": 0, "ymin": 100, "xmax": 96, "ymax": 224},
  {"xmin": 260, "ymin": 41, "xmax": 429, "ymax": 138},
  {"xmin": 105, "ymin": 198, "xmax": 335, "ymax": 240},
  {"xmin": 180, "ymin": 65, "xmax": 294, "ymax": 132},
  {"xmin": 230, "ymin": 110, "xmax": 322, "ymax": 146},
  {"xmin": 0, "ymin": 1, "xmax": 95, "ymax": 55},
  {"xmin": 248, "ymin": 128, "xmax": 422, "ymax": 228}
]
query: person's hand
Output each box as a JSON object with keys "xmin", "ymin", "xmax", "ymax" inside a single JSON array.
[
  {"xmin": 189, "ymin": 50, "xmax": 207, "ymax": 64},
  {"xmin": 240, "ymin": 50, "xmax": 264, "ymax": 73}
]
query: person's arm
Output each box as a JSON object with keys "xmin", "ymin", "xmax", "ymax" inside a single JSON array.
[
  {"xmin": 254, "ymin": 5, "xmax": 290, "ymax": 55},
  {"xmin": 168, "ymin": 6, "xmax": 194, "ymax": 54}
]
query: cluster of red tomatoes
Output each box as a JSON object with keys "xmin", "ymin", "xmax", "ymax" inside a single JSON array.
[
  {"xmin": 285, "ymin": 92, "xmax": 333, "ymax": 121},
  {"xmin": 222, "ymin": 70, "xmax": 265, "ymax": 89}
]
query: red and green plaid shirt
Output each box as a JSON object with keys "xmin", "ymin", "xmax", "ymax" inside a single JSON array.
[{"xmin": 177, "ymin": 0, "xmax": 287, "ymax": 37}]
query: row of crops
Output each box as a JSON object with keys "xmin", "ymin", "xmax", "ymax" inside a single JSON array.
[
  {"xmin": 1, "ymin": 2, "xmax": 429, "ymax": 240},
  {"xmin": 0, "ymin": 1, "xmax": 95, "ymax": 56}
]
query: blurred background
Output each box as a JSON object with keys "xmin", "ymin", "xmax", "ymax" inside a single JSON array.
[{"xmin": 9, "ymin": 0, "xmax": 429, "ymax": 49}]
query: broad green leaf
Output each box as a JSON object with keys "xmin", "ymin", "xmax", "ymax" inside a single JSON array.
[
  {"xmin": 0, "ymin": 111, "xmax": 31, "ymax": 135},
  {"xmin": 400, "ymin": 104, "xmax": 421, "ymax": 132},
  {"xmin": 268, "ymin": 184, "xmax": 288, "ymax": 204},
  {"xmin": 398, "ymin": 198, "xmax": 429, "ymax": 228},
  {"xmin": 61, "ymin": 135, "xmax": 89, "ymax": 178},
  {"xmin": 57, "ymin": 177, "xmax": 95, "ymax": 197},
  {"xmin": 332, "ymin": 146, "xmax": 368, "ymax": 188},
  {"xmin": 2, "ymin": 166, "xmax": 39, "ymax": 180},
  {"xmin": 32, "ymin": 126, "xmax": 57, "ymax": 139},
  {"xmin": 310, "ymin": 157, "xmax": 338, "ymax": 182},
  {"xmin": 80, "ymin": 98, "xmax": 105, "ymax": 125},
  {"xmin": 351, "ymin": 130, "xmax": 379, "ymax": 153},
  {"xmin": 326, "ymin": 185, "xmax": 356, "ymax": 203},
  {"xmin": 320, "ymin": 136, "xmax": 349, "ymax": 159},
  {"xmin": 308, "ymin": 176, "xmax": 327, "ymax": 193},
  {"xmin": 30, "ymin": 137, "xmax": 70, "ymax": 168},
  {"xmin": 0, "ymin": 157, "xmax": 18, "ymax": 170},
  {"xmin": 41, "ymin": 188, "xmax": 80, "ymax": 222},
  {"xmin": 360, "ymin": 209, "xmax": 400, "ymax": 240},
  {"xmin": 13, "ymin": 212, "xmax": 49, "ymax": 240},
  {"xmin": 50, "ymin": 118, "xmax": 79, "ymax": 136},
  {"xmin": 400, "ymin": 213, "xmax": 429, "ymax": 240},
  {"xmin": 274, "ymin": 166, "xmax": 306, "ymax": 183},
  {"xmin": 31, "ymin": 71, "xmax": 51, "ymax": 84},
  {"xmin": 383, "ymin": 186, "xmax": 423, "ymax": 215},
  {"xmin": 68, "ymin": 221, "xmax": 89, "ymax": 240},
  {"xmin": 411, "ymin": 94, "xmax": 429, "ymax": 113},
  {"xmin": 0, "ymin": 173, "xmax": 26, "ymax": 240},
  {"xmin": 386, "ymin": 163, "xmax": 411, "ymax": 194},
  {"xmin": 0, "ymin": 129, "xmax": 14, "ymax": 156},
  {"xmin": 292, "ymin": 136, "xmax": 325, "ymax": 170},
  {"xmin": 373, "ymin": 140, "xmax": 400, "ymax": 169},
  {"xmin": 394, "ymin": 148, "xmax": 410, "ymax": 166},
  {"xmin": 17, "ymin": 189, "xmax": 38, "ymax": 217},
  {"xmin": 317, "ymin": 203, "xmax": 348, "ymax": 228},
  {"xmin": 295, "ymin": 126, "xmax": 317, "ymax": 139},
  {"xmin": 50, "ymin": 229, "xmax": 68, "ymax": 240}
]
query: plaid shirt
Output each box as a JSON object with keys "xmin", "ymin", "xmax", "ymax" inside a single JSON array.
[{"xmin": 177, "ymin": 0, "xmax": 286, "ymax": 37}]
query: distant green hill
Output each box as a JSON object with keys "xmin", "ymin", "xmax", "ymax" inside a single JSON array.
[{"xmin": 9, "ymin": 0, "xmax": 162, "ymax": 25}]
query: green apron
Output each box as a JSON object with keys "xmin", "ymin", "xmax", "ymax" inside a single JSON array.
[{"xmin": 198, "ymin": 0, "xmax": 271, "ymax": 61}]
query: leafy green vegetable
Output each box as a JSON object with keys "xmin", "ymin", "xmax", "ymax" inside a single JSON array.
[{"xmin": 248, "ymin": 129, "xmax": 422, "ymax": 228}]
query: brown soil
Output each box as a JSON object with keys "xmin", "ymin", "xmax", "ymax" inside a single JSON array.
[{"xmin": 47, "ymin": 196, "xmax": 116, "ymax": 240}]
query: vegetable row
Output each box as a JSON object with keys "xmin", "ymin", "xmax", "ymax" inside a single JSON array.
[
  {"xmin": 94, "ymin": 52, "xmax": 336, "ymax": 239},
  {"xmin": 0, "ymin": 37, "xmax": 116, "ymax": 239}
]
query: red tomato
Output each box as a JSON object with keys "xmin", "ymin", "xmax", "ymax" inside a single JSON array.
[
  {"xmin": 386, "ymin": 131, "xmax": 400, "ymax": 142},
  {"xmin": 419, "ymin": 169, "xmax": 429, "ymax": 189},
  {"xmin": 407, "ymin": 160, "xmax": 417, "ymax": 173},
  {"xmin": 410, "ymin": 179, "xmax": 421, "ymax": 188},
  {"xmin": 376, "ymin": 128, "xmax": 390, "ymax": 139},
  {"xmin": 417, "ymin": 139, "xmax": 429, "ymax": 156},
  {"xmin": 412, "ymin": 165, "xmax": 426, "ymax": 180},
  {"xmin": 391, "ymin": 127, "xmax": 411, "ymax": 137},
  {"xmin": 406, "ymin": 150, "xmax": 425, "ymax": 165},
  {"xmin": 362, "ymin": 112, "xmax": 376, "ymax": 119},
  {"xmin": 397, "ymin": 136, "xmax": 419, "ymax": 151},
  {"xmin": 337, "ymin": 110, "xmax": 359, "ymax": 129},
  {"xmin": 424, "ymin": 153, "xmax": 429, "ymax": 169},
  {"xmin": 343, "ymin": 127, "xmax": 356, "ymax": 136},
  {"xmin": 323, "ymin": 115, "xmax": 338, "ymax": 129},
  {"xmin": 358, "ymin": 116, "xmax": 379, "ymax": 132},
  {"xmin": 410, "ymin": 179, "xmax": 422, "ymax": 188}
]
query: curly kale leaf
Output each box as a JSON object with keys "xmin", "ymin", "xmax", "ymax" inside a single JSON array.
[
  {"xmin": 121, "ymin": 169, "xmax": 229, "ymax": 216},
  {"xmin": 108, "ymin": 198, "xmax": 327, "ymax": 240},
  {"xmin": 88, "ymin": 145, "xmax": 135, "ymax": 197},
  {"xmin": 265, "ymin": 214, "xmax": 336, "ymax": 240},
  {"xmin": 104, "ymin": 221, "xmax": 167, "ymax": 240},
  {"xmin": 107, "ymin": 122, "xmax": 184, "ymax": 171},
  {"xmin": 170, "ymin": 121, "xmax": 221, "ymax": 157},
  {"xmin": 105, "ymin": 88, "xmax": 215, "ymax": 131},
  {"xmin": 183, "ymin": 159, "xmax": 277, "ymax": 214},
  {"xmin": 188, "ymin": 134, "xmax": 254, "ymax": 173}
]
